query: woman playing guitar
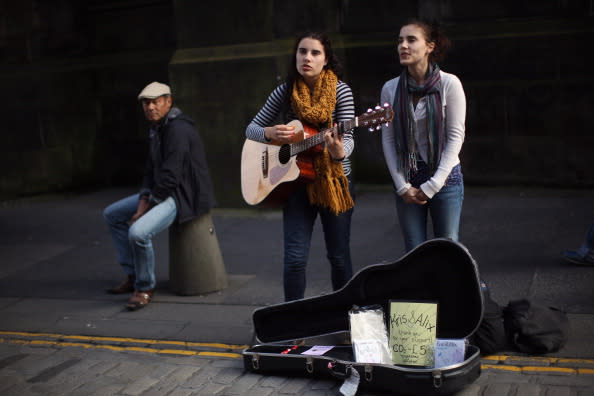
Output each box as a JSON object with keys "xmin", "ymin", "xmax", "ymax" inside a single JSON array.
[{"xmin": 245, "ymin": 31, "xmax": 356, "ymax": 302}]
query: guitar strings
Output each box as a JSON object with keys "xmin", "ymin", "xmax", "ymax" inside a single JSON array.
[{"xmin": 261, "ymin": 110, "xmax": 388, "ymax": 163}]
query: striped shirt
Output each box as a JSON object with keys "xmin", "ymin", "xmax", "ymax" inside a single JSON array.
[{"xmin": 245, "ymin": 81, "xmax": 355, "ymax": 176}]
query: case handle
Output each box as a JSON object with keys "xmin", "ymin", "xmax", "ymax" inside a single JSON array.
[
  {"xmin": 327, "ymin": 361, "xmax": 351, "ymax": 379},
  {"xmin": 327, "ymin": 362, "xmax": 373, "ymax": 382}
]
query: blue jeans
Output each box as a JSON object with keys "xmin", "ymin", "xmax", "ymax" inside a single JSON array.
[
  {"xmin": 395, "ymin": 183, "xmax": 464, "ymax": 253},
  {"xmin": 103, "ymin": 194, "xmax": 177, "ymax": 291},
  {"xmin": 282, "ymin": 181, "xmax": 354, "ymax": 302}
]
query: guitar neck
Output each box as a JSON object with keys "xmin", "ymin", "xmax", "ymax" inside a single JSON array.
[{"xmin": 289, "ymin": 119, "xmax": 355, "ymax": 157}]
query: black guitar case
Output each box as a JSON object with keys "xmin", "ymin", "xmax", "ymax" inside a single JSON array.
[{"xmin": 243, "ymin": 239, "xmax": 484, "ymax": 395}]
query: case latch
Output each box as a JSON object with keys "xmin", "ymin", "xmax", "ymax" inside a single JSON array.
[
  {"xmin": 251, "ymin": 354, "xmax": 260, "ymax": 370},
  {"xmin": 364, "ymin": 364, "xmax": 373, "ymax": 382},
  {"xmin": 432, "ymin": 370, "xmax": 443, "ymax": 388},
  {"xmin": 306, "ymin": 356, "xmax": 314, "ymax": 374}
]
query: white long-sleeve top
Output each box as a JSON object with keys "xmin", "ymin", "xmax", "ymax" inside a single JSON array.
[
  {"xmin": 381, "ymin": 71, "xmax": 466, "ymax": 198},
  {"xmin": 246, "ymin": 81, "xmax": 355, "ymax": 176}
]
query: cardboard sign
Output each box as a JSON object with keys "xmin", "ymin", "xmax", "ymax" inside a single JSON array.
[{"xmin": 389, "ymin": 300, "xmax": 437, "ymax": 366}]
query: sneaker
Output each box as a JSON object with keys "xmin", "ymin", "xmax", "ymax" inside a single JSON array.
[{"xmin": 561, "ymin": 250, "xmax": 594, "ymax": 266}]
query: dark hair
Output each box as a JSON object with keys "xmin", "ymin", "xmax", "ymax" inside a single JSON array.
[
  {"xmin": 282, "ymin": 32, "xmax": 343, "ymax": 110},
  {"xmin": 403, "ymin": 19, "xmax": 451, "ymax": 63}
]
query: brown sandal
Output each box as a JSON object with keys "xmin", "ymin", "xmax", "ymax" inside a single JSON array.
[{"xmin": 126, "ymin": 290, "xmax": 154, "ymax": 311}]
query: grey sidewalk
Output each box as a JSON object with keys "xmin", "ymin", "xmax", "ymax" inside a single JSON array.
[{"xmin": 1, "ymin": 185, "xmax": 593, "ymax": 395}]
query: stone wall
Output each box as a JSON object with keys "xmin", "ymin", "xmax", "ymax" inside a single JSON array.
[
  {"xmin": 1, "ymin": 0, "xmax": 592, "ymax": 206},
  {"xmin": 0, "ymin": 0, "xmax": 175, "ymax": 198}
]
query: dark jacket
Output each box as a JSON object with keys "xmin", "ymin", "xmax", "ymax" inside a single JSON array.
[{"xmin": 140, "ymin": 107, "xmax": 216, "ymax": 223}]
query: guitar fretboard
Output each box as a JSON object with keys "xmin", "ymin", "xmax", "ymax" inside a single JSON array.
[{"xmin": 289, "ymin": 119, "xmax": 356, "ymax": 157}]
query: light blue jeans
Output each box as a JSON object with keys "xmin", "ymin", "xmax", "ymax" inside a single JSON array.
[
  {"xmin": 395, "ymin": 183, "xmax": 464, "ymax": 253},
  {"xmin": 103, "ymin": 194, "xmax": 177, "ymax": 291}
]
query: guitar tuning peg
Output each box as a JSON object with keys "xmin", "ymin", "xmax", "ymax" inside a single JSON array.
[
  {"xmin": 376, "ymin": 125, "xmax": 381, "ymax": 130},
  {"xmin": 368, "ymin": 127, "xmax": 375, "ymax": 132},
  {"xmin": 383, "ymin": 102, "xmax": 390, "ymax": 107},
  {"xmin": 385, "ymin": 122, "xmax": 390, "ymax": 127},
  {"xmin": 375, "ymin": 105, "xmax": 381, "ymax": 110},
  {"xmin": 367, "ymin": 108, "xmax": 372, "ymax": 113}
]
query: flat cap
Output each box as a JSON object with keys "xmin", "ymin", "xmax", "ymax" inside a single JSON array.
[{"xmin": 137, "ymin": 82, "xmax": 171, "ymax": 100}]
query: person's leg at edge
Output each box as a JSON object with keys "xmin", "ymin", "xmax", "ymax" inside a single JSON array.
[
  {"xmin": 566, "ymin": 221, "xmax": 594, "ymax": 264},
  {"xmin": 283, "ymin": 186, "xmax": 317, "ymax": 301},
  {"xmin": 429, "ymin": 183, "xmax": 464, "ymax": 242},
  {"xmin": 128, "ymin": 196, "xmax": 178, "ymax": 292},
  {"xmin": 394, "ymin": 189, "xmax": 429, "ymax": 252},
  {"xmin": 103, "ymin": 194, "xmax": 139, "ymax": 278},
  {"xmin": 582, "ymin": 222, "xmax": 594, "ymax": 261},
  {"xmin": 319, "ymin": 177, "xmax": 354, "ymax": 291}
]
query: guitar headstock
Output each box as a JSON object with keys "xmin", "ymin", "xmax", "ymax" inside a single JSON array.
[{"xmin": 359, "ymin": 103, "xmax": 394, "ymax": 132}]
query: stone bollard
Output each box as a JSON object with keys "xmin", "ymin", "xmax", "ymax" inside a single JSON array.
[{"xmin": 168, "ymin": 212, "xmax": 228, "ymax": 295}]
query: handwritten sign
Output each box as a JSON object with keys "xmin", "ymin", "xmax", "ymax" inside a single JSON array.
[{"xmin": 389, "ymin": 300, "xmax": 437, "ymax": 366}]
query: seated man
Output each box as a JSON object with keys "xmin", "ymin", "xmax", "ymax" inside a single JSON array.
[{"xmin": 103, "ymin": 81, "xmax": 215, "ymax": 310}]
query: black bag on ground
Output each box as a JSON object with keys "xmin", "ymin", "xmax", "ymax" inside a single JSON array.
[
  {"xmin": 469, "ymin": 280, "xmax": 507, "ymax": 355},
  {"xmin": 503, "ymin": 298, "xmax": 569, "ymax": 354}
]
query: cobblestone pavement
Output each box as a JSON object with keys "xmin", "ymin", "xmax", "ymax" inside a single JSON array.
[{"xmin": 1, "ymin": 331, "xmax": 593, "ymax": 396}]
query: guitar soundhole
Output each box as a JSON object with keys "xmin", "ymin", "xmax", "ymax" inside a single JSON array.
[{"xmin": 279, "ymin": 145, "xmax": 291, "ymax": 165}]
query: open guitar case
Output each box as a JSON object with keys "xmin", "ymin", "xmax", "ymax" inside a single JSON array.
[{"xmin": 243, "ymin": 239, "xmax": 484, "ymax": 395}]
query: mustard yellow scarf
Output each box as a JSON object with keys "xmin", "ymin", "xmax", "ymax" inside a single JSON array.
[{"xmin": 291, "ymin": 69, "xmax": 354, "ymax": 214}]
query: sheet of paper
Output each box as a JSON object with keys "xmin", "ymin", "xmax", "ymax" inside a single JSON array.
[
  {"xmin": 352, "ymin": 339, "xmax": 385, "ymax": 364},
  {"xmin": 434, "ymin": 338, "xmax": 465, "ymax": 367},
  {"xmin": 301, "ymin": 345, "xmax": 334, "ymax": 356}
]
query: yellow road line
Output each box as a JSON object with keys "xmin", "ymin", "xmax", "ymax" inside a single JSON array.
[
  {"xmin": 0, "ymin": 337, "xmax": 243, "ymax": 359},
  {"xmin": 482, "ymin": 364, "xmax": 523, "ymax": 372},
  {"xmin": 0, "ymin": 330, "xmax": 247, "ymax": 351},
  {"xmin": 505, "ymin": 355, "xmax": 559, "ymax": 364},
  {"xmin": 521, "ymin": 366, "xmax": 576, "ymax": 374},
  {"xmin": 558, "ymin": 358, "xmax": 594, "ymax": 365}
]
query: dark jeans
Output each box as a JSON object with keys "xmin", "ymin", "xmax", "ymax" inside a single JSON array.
[{"xmin": 282, "ymin": 178, "xmax": 355, "ymax": 301}]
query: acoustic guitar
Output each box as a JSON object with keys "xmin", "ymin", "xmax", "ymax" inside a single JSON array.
[{"xmin": 241, "ymin": 104, "xmax": 394, "ymax": 207}]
